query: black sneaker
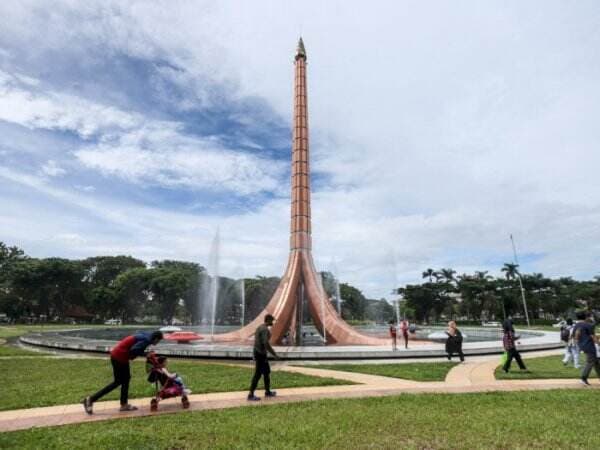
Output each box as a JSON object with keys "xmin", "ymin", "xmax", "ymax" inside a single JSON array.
[
  {"xmin": 82, "ymin": 396, "xmax": 93, "ymax": 415},
  {"xmin": 247, "ymin": 394, "xmax": 261, "ymax": 401},
  {"xmin": 265, "ymin": 391, "xmax": 277, "ymax": 398}
]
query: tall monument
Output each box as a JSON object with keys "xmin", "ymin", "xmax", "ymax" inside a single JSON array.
[{"xmin": 215, "ymin": 39, "xmax": 386, "ymax": 345}]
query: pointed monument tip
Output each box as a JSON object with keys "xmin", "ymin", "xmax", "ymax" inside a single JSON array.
[{"xmin": 295, "ymin": 37, "xmax": 306, "ymax": 60}]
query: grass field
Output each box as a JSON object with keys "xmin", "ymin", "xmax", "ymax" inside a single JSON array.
[
  {"xmin": 495, "ymin": 354, "xmax": 592, "ymax": 380},
  {"xmin": 0, "ymin": 344, "xmax": 50, "ymax": 357},
  {"xmin": 2, "ymin": 390, "xmax": 598, "ymax": 449},
  {"xmin": 0, "ymin": 325, "xmax": 54, "ymax": 356},
  {"xmin": 4, "ymin": 358, "xmax": 351, "ymax": 411},
  {"xmin": 311, "ymin": 362, "xmax": 457, "ymax": 381}
]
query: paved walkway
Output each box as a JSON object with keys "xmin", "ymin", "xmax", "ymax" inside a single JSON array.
[{"xmin": 0, "ymin": 350, "xmax": 594, "ymax": 433}]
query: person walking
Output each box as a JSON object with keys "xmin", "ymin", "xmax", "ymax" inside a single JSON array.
[
  {"xmin": 248, "ymin": 314, "xmax": 279, "ymax": 401},
  {"xmin": 573, "ymin": 311, "xmax": 600, "ymax": 386},
  {"xmin": 561, "ymin": 318, "xmax": 580, "ymax": 369},
  {"xmin": 502, "ymin": 321, "xmax": 527, "ymax": 373},
  {"xmin": 82, "ymin": 330, "xmax": 163, "ymax": 414},
  {"xmin": 400, "ymin": 319, "xmax": 409, "ymax": 349},
  {"xmin": 445, "ymin": 320, "xmax": 464, "ymax": 362},
  {"xmin": 389, "ymin": 320, "xmax": 398, "ymax": 351}
]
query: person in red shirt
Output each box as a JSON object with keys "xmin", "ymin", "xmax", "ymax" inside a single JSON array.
[
  {"xmin": 389, "ymin": 320, "xmax": 397, "ymax": 351},
  {"xmin": 82, "ymin": 331, "xmax": 163, "ymax": 414},
  {"xmin": 400, "ymin": 320, "xmax": 409, "ymax": 349}
]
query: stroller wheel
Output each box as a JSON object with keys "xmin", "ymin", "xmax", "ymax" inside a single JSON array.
[
  {"xmin": 182, "ymin": 396, "xmax": 190, "ymax": 409},
  {"xmin": 150, "ymin": 398, "xmax": 158, "ymax": 412}
]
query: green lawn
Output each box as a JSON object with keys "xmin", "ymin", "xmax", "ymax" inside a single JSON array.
[
  {"xmin": 0, "ymin": 325, "xmax": 112, "ymax": 356},
  {"xmin": 0, "ymin": 344, "xmax": 50, "ymax": 357},
  {"xmin": 495, "ymin": 354, "xmax": 591, "ymax": 380},
  {"xmin": 0, "ymin": 325, "xmax": 108, "ymax": 339},
  {"xmin": 2, "ymin": 390, "xmax": 598, "ymax": 449},
  {"xmin": 311, "ymin": 362, "xmax": 457, "ymax": 381},
  {"xmin": 5, "ymin": 358, "xmax": 350, "ymax": 411}
]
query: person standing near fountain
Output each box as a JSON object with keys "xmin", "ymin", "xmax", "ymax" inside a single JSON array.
[
  {"xmin": 389, "ymin": 320, "xmax": 397, "ymax": 351},
  {"xmin": 82, "ymin": 330, "xmax": 163, "ymax": 414},
  {"xmin": 445, "ymin": 321, "xmax": 464, "ymax": 362},
  {"xmin": 400, "ymin": 319, "xmax": 409, "ymax": 349},
  {"xmin": 248, "ymin": 314, "xmax": 279, "ymax": 401}
]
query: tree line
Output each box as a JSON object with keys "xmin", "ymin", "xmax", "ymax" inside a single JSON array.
[
  {"xmin": 6, "ymin": 241, "xmax": 591, "ymax": 326},
  {"xmin": 398, "ymin": 266, "xmax": 600, "ymax": 324},
  {"xmin": 0, "ymin": 242, "xmax": 392, "ymax": 325}
]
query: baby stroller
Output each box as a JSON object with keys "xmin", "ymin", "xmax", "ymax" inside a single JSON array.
[{"xmin": 145, "ymin": 352, "xmax": 190, "ymax": 411}]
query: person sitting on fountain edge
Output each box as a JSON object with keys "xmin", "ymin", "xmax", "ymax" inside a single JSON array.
[{"xmin": 248, "ymin": 314, "xmax": 280, "ymax": 401}]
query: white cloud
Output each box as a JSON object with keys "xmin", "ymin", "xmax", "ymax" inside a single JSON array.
[
  {"xmin": 0, "ymin": 69, "xmax": 141, "ymax": 138},
  {"xmin": 74, "ymin": 123, "xmax": 285, "ymax": 195},
  {"xmin": 40, "ymin": 160, "xmax": 66, "ymax": 177},
  {"xmin": 0, "ymin": 68, "xmax": 285, "ymax": 196},
  {"xmin": 1, "ymin": 1, "xmax": 600, "ymax": 298}
]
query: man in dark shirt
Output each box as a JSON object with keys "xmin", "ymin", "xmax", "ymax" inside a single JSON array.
[
  {"xmin": 82, "ymin": 330, "xmax": 163, "ymax": 414},
  {"xmin": 248, "ymin": 314, "xmax": 279, "ymax": 401},
  {"xmin": 573, "ymin": 311, "xmax": 600, "ymax": 386}
]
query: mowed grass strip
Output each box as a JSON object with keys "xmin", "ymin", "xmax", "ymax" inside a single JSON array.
[
  {"xmin": 495, "ymin": 354, "xmax": 592, "ymax": 380},
  {"xmin": 310, "ymin": 361, "xmax": 457, "ymax": 381},
  {"xmin": 2, "ymin": 390, "xmax": 599, "ymax": 449},
  {"xmin": 4, "ymin": 358, "xmax": 350, "ymax": 411},
  {"xmin": 0, "ymin": 344, "xmax": 51, "ymax": 357},
  {"xmin": 0, "ymin": 325, "xmax": 115, "ymax": 357}
]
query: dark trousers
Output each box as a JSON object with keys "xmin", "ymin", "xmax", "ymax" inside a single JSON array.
[
  {"xmin": 447, "ymin": 351, "xmax": 465, "ymax": 362},
  {"xmin": 403, "ymin": 333, "xmax": 409, "ymax": 349},
  {"xmin": 249, "ymin": 351, "xmax": 271, "ymax": 394},
  {"xmin": 503, "ymin": 348, "xmax": 526, "ymax": 371},
  {"xmin": 90, "ymin": 358, "xmax": 131, "ymax": 405},
  {"xmin": 582, "ymin": 351, "xmax": 600, "ymax": 380}
]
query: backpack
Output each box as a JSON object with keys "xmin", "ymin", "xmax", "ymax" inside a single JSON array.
[{"xmin": 560, "ymin": 326, "xmax": 570, "ymax": 343}]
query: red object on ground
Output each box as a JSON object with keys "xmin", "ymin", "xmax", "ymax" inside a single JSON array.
[{"xmin": 163, "ymin": 331, "xmax": 204, "ymax": 343}]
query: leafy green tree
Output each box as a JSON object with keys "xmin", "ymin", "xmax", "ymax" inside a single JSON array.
[
  {"xmin": 243, "ymin": 276, "xmax": 280, "ymax": 323},
  {"xmin": 147, "ymin": 266, "xmax": 189, "ymax": 324},
  {"xmin": 150, "ymin": 260, "xmax": 205, "ymax": 324},
  {"xmin": 399, "ymin": 284, "xmax": 435, "ymax": 323},
  {"xmin": 340, "ymin": 283, "xmax": 368, "ymax": 320}
]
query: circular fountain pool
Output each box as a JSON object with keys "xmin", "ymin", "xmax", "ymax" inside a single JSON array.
[{"xmin": 19, "ymin": 325, "xmax": 562, "ymax": 360}]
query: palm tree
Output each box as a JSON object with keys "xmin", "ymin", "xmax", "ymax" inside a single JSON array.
[
  {"xmin": 474, "ymin": 270, "xmax": 492, "ymax": 281},
  {"xmin": 440, "ymin": 268, "xmax": 457, "ymax": 284},
  {"xmin": 422, "ymin": 268, "xmax": 435, "ymax": 283},
  {"xmin": 501, "ymin": 263, "xmax": 520, "ymax": 281},
  {"xmin": 501, "ymin": 262, "xmax": 531, "ymax": 326}
]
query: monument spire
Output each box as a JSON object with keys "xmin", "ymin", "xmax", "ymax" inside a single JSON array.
[
  {"xmin": 214, "ymin": 39, "xmax": 387, "ymax": 346},
  {"xmin": 290, "ymin": 36, "xmax": 311, "ymax": 253},
  {"xmin": 295, "ymin": 37, "xmax": 307, "ymax": 60}
]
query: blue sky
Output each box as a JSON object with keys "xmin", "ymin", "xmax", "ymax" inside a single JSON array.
[{"xmin": 1, "ymin": 1, "xmax": 599, "ymax": 298}]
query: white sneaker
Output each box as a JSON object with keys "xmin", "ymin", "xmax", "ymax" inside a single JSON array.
[
  {"xmin": 183, "ymin": 388, "xmax": 192, "ymax": 395},
  {"xmin": 580, "ymin": 379, "xmax": 590, "ymax": 387}
]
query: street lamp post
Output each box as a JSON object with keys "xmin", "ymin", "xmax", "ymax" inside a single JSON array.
[{"xmin": 510, "ymin": 234, "xmax": 531, "ymax": 327}]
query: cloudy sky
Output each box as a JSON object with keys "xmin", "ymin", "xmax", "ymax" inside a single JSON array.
[{"xmin": 1, "ymin": 1, "xmax": 599, "ymax": 298}]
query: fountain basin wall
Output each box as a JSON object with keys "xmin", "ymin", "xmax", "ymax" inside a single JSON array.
[{"xmin": 19, "ymin": 327, "xmax": 563, "ymax": 360}]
